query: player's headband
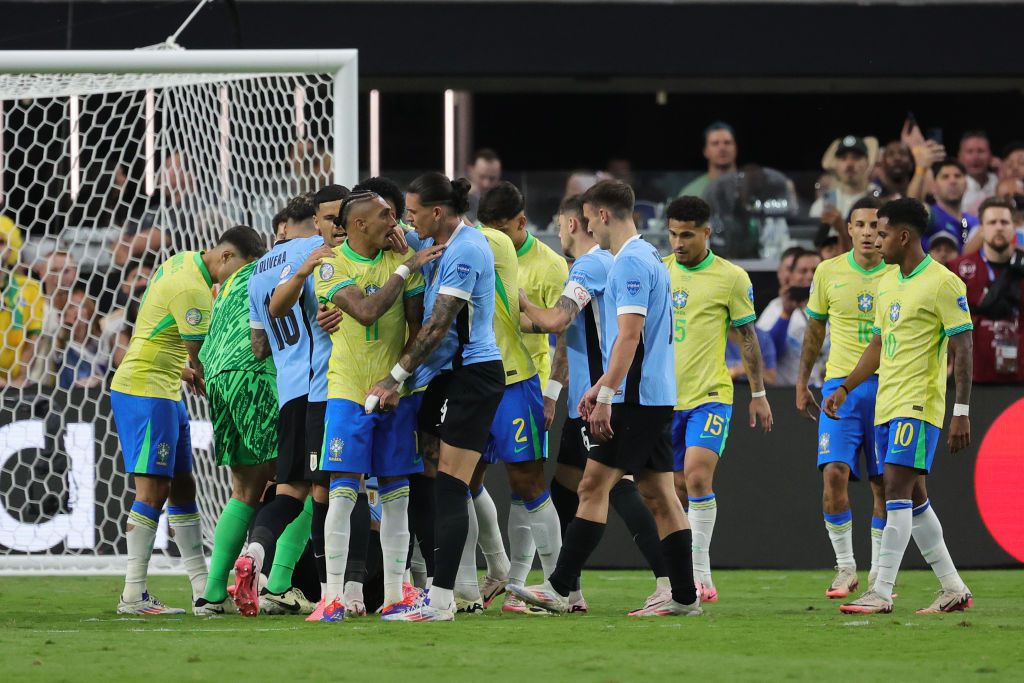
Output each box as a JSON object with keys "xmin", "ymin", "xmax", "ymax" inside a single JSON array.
[{"xmin": 336, "ymin": 191, "xmax": 381, "ymax": 228}]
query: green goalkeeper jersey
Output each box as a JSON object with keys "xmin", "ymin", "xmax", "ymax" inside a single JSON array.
[{"xmin": 199, "ymin": 260, "xmax": 276, "ymax": 380}]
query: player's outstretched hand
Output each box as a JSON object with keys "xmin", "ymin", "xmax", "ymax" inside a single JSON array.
[
  {"xmin": 182, "ymin": 367, "xmax": 206, "ymax": 397},
  {"xmin": 316, "ymin": 304, "xmax": 342, "ymax": 333},
  {"xmin": 543, "ymin": 397, "xmax": 556, "ymax": 431},
  {"xmin": 795, "ymin": 382, "xmax": 819, "ymax": 421},
  {"xmin": 366, "ymin": 377, "xmax": 400, "ymax": 413},
  {"xmin": 406, "ymin": 244, "xmax": 446, "ymax": 273},
  {"xmin": 822, "ymin": 390, "xmax": 845, "ymax": 420},
  {"xmin": 299, "ymin": 245, "xmax": 336, "ymax": 277},
  {"xmin": 386, "ymin": 226, "xmax": 410, "ymax": 254},
  {"xmin": 948, "ymin": 415, "xmax": 970, "ymax": 454},
  {"xmin": 750, "ymin": 395, "xmax": 773, "ymax": 433}
]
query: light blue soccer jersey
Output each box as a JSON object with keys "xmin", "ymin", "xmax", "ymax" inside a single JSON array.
[
  {"xmin": 565, "ymin": 246, "xmax": 615, "ymax": 419},
  {"xmin": 248, "ymin": 236, "xmax": 328, "ymax": 407},
  {"xmin": 415, "ymin": 223, "xmax": 502, "ymax": 387},
  {"xmin": 603, "ymin": 235, "xmax": 676, "ymax": 407}
]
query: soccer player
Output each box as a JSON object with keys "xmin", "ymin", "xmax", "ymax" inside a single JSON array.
[
  {"xmin": 313, "ymin": 191, "xmax": 444, "ymax": 621},
  {"xmin": 369, "ymin": 173, "xmax": 506, "ymax": 622},
  {"xmin": 238, "ymin": 192, "xmax": 341, "ymax": 618},
  {"xmin": 796, "ymin": 196, "xmax": 892, "ymax": 599},
  {"xmin": 519, "ymin": 194, "xmax": 680, "ymax": 613},
  {"xmin": 111, "ymin": 225, "xmax": 265, "ymax": 615},
  {"xmin": 663, "ymin": 196, "xmax": 774, "ymax": 603},
  {"xmin": 511, "ymin": 180, "xmax": 700, "ymax": 617},
  {"xmin": 824, "ymin": 198, "xmax": 974, "ymax": 614}
]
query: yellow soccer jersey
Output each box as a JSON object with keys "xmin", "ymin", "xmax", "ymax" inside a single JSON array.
[
  {"xmin": 479, "ymin": 227, "xmax": 537, "ymax": 386},
  {"xmin": 517, "ymin": 232, "xmax": 568, "ymax": 385},
  {"xmin": 112, "ymin": 251, "xmax": 213, "ymax": 400},
  {"xmin": 806, "ymin": 251, "xmax": 893, "ymax": 381},
  {"xmin": 872, "ymin": 256, "xmax": 973, "ymax": 428},
  {"xmin": 0, "ymin": 272, "xmax": 44, "ymax": 380},
  {"xmin": 664, "ymin": 251, "xmax": 756, "ymax": 410},
  {"xmin": 314, "ymin": 241, "xmax": 425, "ymax": 404}
]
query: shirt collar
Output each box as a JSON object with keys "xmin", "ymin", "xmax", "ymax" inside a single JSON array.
[{"xmin": 613, "ymin": 234, "xmax": 642, "ymax": 261}]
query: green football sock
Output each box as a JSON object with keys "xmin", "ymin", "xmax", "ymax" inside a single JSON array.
[
  {"xmin": 266, "ymin": 496, "xmax": 313, "ymax": 595},
  {"xmin": 203, "ymin": 498, "xmax": 255, "ymax": 603}
]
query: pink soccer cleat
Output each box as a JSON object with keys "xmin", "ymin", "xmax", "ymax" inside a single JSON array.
[{"xmin": 231, "ymin": 554, "xmax": 260, "ymax": 617}]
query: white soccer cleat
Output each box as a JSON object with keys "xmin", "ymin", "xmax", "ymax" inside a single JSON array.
[
  {"xmin": 502, "ymin": 593, "xmax": 529, "ymax": 613},
  {"xmin": 455, "ymin": 595, "xmax": 485, "ymax": 614},
  {"xmin": 826, "ymin": 566, "xmax": 859, "ymax": 599},
  {"xmin": 568, "ymin": 590, "xmax": 589, "ymax": 614},
  {"xmin": 480, "ymin": 575, "xmax": 509, "ymax": 609},
  {"xmin": 260, "ymin": 587, "xmax": 314, "ymax": 615},
  {"xmin": 381, "ymin": 599, "xmax": 455, "ymax": 622},
  {"xmin": 839, "ymin": 589, "xmax": 893, "ymax": 614},
  {"xmin": 638, "ymin": 584, "xmax": 672, "ymax": 613},
  {"xmin": 193, "ymin": 597, "xmax": 237, "ymax": 616},
  {"xmin": 506, "ymin": 582, "xmax": 569, "ymax": 614},
  {"xmin": 628, "ymin": 597, "xmax": 703, "ymax": 617},
  {"xmin": 916, "ymin": 587, "xmax": 973, "ymax": 614},
  {"xmin": 117, "ymin": 591, "xmax": 186, "ymax": 615}
]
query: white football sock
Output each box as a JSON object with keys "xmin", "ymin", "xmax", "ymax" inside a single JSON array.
[
  {"xmin": 912, "ymin": 500, "xmax": 966, "ymax": 592},
  {"xmin": 428, "ymin": 585, "xmax": 454, "ymax": 612},
  {"xmin": 869, "ymin": 516, "xmax": 885, "ymax": 579},
  {"xmin": 455, "ymin": 498, "xmax": 482, "ymax": 600},
  {"xmin": 246, "ymin": 541, "xmax": 266, "ymax": 574},
  {"xmin": 380, "ymin": 480, "xmax": 412, "ymax": 607},
  {"xmin": 325, "ymin": 483, "xmax": 357, "ymax": 603},
  {"xmin": 168, "ymin": 508, "xmax": 208, "ymax": 600},
  {"xmin": 824, "ymin": 509, "xmax": 855, "ymax": 570},
  {"xmin": 875, "ymin": 501, "xmax": 913, "ymax": 600},
  {"xmin": 688, "ymin": 494, "xmax": 718, "ymax": 576},
  {"xmin": 507, "ymin": 497, "xmax": 535, "ymax": 587},
  {"xmin": 123, "ymin": 521, "xmax": 157, "ymax": 602},
  {"xmin": 525, "ymin": 492, "xmax": 562, "ymax": 579},
  {"xmin": 473, "ymin": 487, "xmax": 511, "ymax": 580},
  {"xmin": 344, "ymin": 581, "xmax": 364, "ymax": 605}
]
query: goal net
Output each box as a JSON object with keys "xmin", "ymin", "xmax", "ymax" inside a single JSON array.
[{"xmin": 0, "ymin": 49, "xmax": 357, "ymax": 573}]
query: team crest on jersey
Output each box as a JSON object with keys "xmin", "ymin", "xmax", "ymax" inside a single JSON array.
[
  {"xmin": 957, "ymin": 295, "xmax": 969, "ymax": 312},
  {"xmin": 818, "ymin": 432, "xmax": 830, "ymax": 454},
  {"xmin": 328, "ymin": 438, "xmax": 344, "ymax": 462},
  {"xmin": 456, "ymin": 263, "xmax": 471, "ymax": 279},
  {"xmin": 155, "ymin": 443, "xmax": 171, "ymax": 467},
  {"xmin": 672, "ymin": 289, "xmax": 688, "ymax": 310},
  {"xmin": 184, "ymin": 308, "xmax": 203, "ymax": 326},
  {"xmin": 626, "ymin": 279, "xmax": 641, "ymax": 296},
  {"xmin": 857, "ymin": 292, "xmax": 874, "ymax": 313},
  {"xmin": 279, "ymin": 264, "xmax": 293, "ymax": 280},
  {"xmin": 318, "ymin": 263, "xmax": 335, "ymax": 281},
  {"xmin": 889, "ymin": 302, "xmax": 901, "ymax": 322},
  {"xmin": 747, "ymin": 285, "xmax": 754, "ymax": 302}
]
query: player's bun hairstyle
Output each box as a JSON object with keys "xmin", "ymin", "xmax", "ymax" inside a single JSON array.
[
  {"xmin": 285, "ymin": 192, "xmax": 317, "ymax": 222},
  {"xmin": 218, "ymin": 225, "xmax": 267, "ymax": 259},
  {"xmin": 407, "ymin": 172, "xmax": 471, "ymax": 215},
  {"xmin": 558, "ymin": 194, "xmax": 585, "ymax": 222},
  {"xmin": 977, "ymin": 196, "xmax": 1015, "ymax": 223},
  {"xmin": 477, "ymin": 181, "xmax": 525, "ymax": 226},
  {"xmin": 313, "ymin": 184, "xmax": 350, "ymax": 207},
  {"xmin": 581, "ymin": 179, "xmax": 634, "ymax": 220},
  {"xmin": 931, "ymin": 156, "xmax": 967, "ymax": 178},
  {"xmin": 878, "ymin": 197, "xmax": 929, "ymax": 236},
  {"xmin": 666, "ymin": 195, "xmax": 711, "ymax": 226},
  {"xmin": 846, "ymin": 195, "xmax": 882, "ymax": 223},
  {"xmin": 355, "ymin": 177, "xmax": 406, "ymax": 220}
]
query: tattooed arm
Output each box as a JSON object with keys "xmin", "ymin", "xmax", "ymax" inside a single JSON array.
[
  {"xmin": 947, "ymin": 331, "xmax": 973, "ymax": 453},
  {"xmin": 735, "ymin": 322, "xmax": 773, "ymax": 432},
  {"xmin": 519, "ymin": 292, "xmax": 581, "ymax": 334},
  {"xmin": 366, "ymin": 293, "xmax": 465, "ymax": 410},
  {"xmin": 795, "ymin": 316, "xmax": 828, "ymax": 419},
  {"xmin": 250, "ymin": 327, "xmax": 272, "ymax": 360}
]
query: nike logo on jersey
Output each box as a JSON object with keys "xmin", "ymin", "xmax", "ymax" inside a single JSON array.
[
  {"xmin": 514, "ymin": 444, "xmax": 528, "ymax": 453},
  {"xmin": 890, "ymin": 448, "xmax": 908, "ymax": 454},
  {"xmin": 833, "ymin": 283, "xmax": 848, "ymax": 289}
]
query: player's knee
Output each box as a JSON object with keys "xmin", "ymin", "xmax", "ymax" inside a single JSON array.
[
  {"xmin": 577, "ymin": 473, "xmax": 612, "ymax": 504},
  {"xmin": 822, "ymin": 464, "xmax": 849, "ymax": 495},
  {"xmin": 684, "ymin": 469, "xmax": 713, "ymax": 497}
]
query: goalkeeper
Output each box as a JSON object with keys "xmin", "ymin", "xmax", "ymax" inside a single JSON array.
[{"xmin": 193, "ymin": 244, "xmax": 314, "ymax": 616}]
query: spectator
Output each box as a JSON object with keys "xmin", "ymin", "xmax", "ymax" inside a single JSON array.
[
  {"xmin": 1000, "ymin": 141, "xmax": 1024, "ymax": 184},
  {"xmin": 925, "ymin": 158, "xmax": 978, "ymax": 252},
  {"xmin": 811, "ymin": 135, "xmax": 877, "ymax": 218},
  {"xmin": 465, "ymin": 148, "xmax": 502, "ymax": 224},
  {"xmin": 564, "ymin": 170, "xmax": 600, "ymax": 199},
  {"xmin": 756, "ymin": 249, "xmax": 826, "ymax": 385},
  {"xmin": 813, "ymin": 223, "xmax": 842, "ymax": 261},
  {"xmin": 56, "ymin": 287, "xmax": 110, "ymax": 389},
  {"xmin": 677, "ymin": 121, "xmax": 737, "ymax": 199},
  {"xmin": 0, "ymin": 218, "xmax": 43, "ymax": 388},
  {"xmin": 874, "ymin": 141, "xmax": 916, "ymax": 199},
  {"xmin": 28, "ymin": 250, "xmax": 79, "ymax": 384},
  {"xmin": 959, "ymin": 131, "xmax": 998, "ymax": 215},
  {"xmin": 726, "ymin": 326, "xmax": 778, "ymax": 386},
  {"xmin": 775, "ymin": 245, "xmax": 804, "ymax": 291},
  {"xmin": 928, "ymin": 232, "xmax": 961, "ymax": 267},
  {"xmin": 704, "ymin": 164, "xmax": 797, "ymax": 258},
  {"xmin": 272, "ymin": 207, "xmax": 288, "ymax": 242},
  {"xmin": 948, "ymin": 197, "xmax": 1024, "ymax": 383}
]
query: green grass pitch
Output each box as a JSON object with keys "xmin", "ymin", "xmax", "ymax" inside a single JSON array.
[{"xmin": 2, "ymin": 570, "xmax": 1021, "ymax": 681}]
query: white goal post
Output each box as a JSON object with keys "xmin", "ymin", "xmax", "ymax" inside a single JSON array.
[{"xmin": 0, "ymin": 49, "xmax": 358, "ymax": 574}]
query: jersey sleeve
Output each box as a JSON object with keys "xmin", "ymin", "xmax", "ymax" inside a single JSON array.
[
  {"xmin": 936, "ymin": 274, "xmax": 974, "ymax": 337},
  {"xmin": 404, "ymin": 269, "xmax": 425, "ymax": 298},
  {"xmin": 313, "ymin": 253, "xmax": 354, "ymax": 305},
  {"xmin": 247, "ymin": 280, "xmax": 265, "ymax": 329},
  {"xmin": 168, "ymin": 285, "xmax": 212, "ymax": 341},
  {"xmin": 436, "ymin": 242, "xmax": 483, "ymax": 301},
  {"xmin": 540, "ymin": 251, "xmax": 569, "ymax": 307},
  {"xmin": 612, "ymin": 255, "xmax": 652, "ymax": 317},
  {"xmin": 728, "ymin": 269, "xmax": 757, "ymax": 327},
  {"xmin": 563, "ymin": 258, "xmax": 598, "ymax": 310},
  {"xmin": 806, "ymin": 262, "xmax": 829, "ymax": 321}
]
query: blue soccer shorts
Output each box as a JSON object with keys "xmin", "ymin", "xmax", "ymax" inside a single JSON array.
[
  {"xmin": 482, "ymin": 376, "xmax": 547, "ymax": 465},
  {"xmin": 874, "ymin": 417, "xmax": 941, "ymax": 474},
  {"xmin": 321, "ymin": 397, "xmax": 422, "ymax": 477},
  {"xmin": 111, "ymin": 390, "xmax": 193, "ymax": 478},
  {"xmin": 671, "ymin": 402, "xmax": 733, "ymax": 471},
  {"xmin": 817, "ymin": 375, "xmax": 883, "ymax": 481}
]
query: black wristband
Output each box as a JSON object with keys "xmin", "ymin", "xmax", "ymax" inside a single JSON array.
[{"xmin": 837, "ymin": 385, "xmax": 850, "ymax": 396}]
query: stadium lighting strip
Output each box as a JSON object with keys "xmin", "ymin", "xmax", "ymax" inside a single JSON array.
[
  {"xmin": 0, "ymin": 101, "xmax": 4, "ymax": 202},
  {"xmin": 219, "ymin": 85, "xmax": 230, "ymax": 196},
  {"xmin": 68, "ymin": 95, "xmax": 81, "ymax": 201},
  {"xmin": 145, "ymin": 90, "xmax": 155, "ymax": 196},
  {"xmin": 444, "ymin": 88, "xmax": 455, "ymax": 179},
  {"xmin": 294, "ymin": 85, "xmax": 306, "ymax": 139},
  {"xmin": 369, "ymin": 89, "xmax": 380, "ymax": 178}
]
